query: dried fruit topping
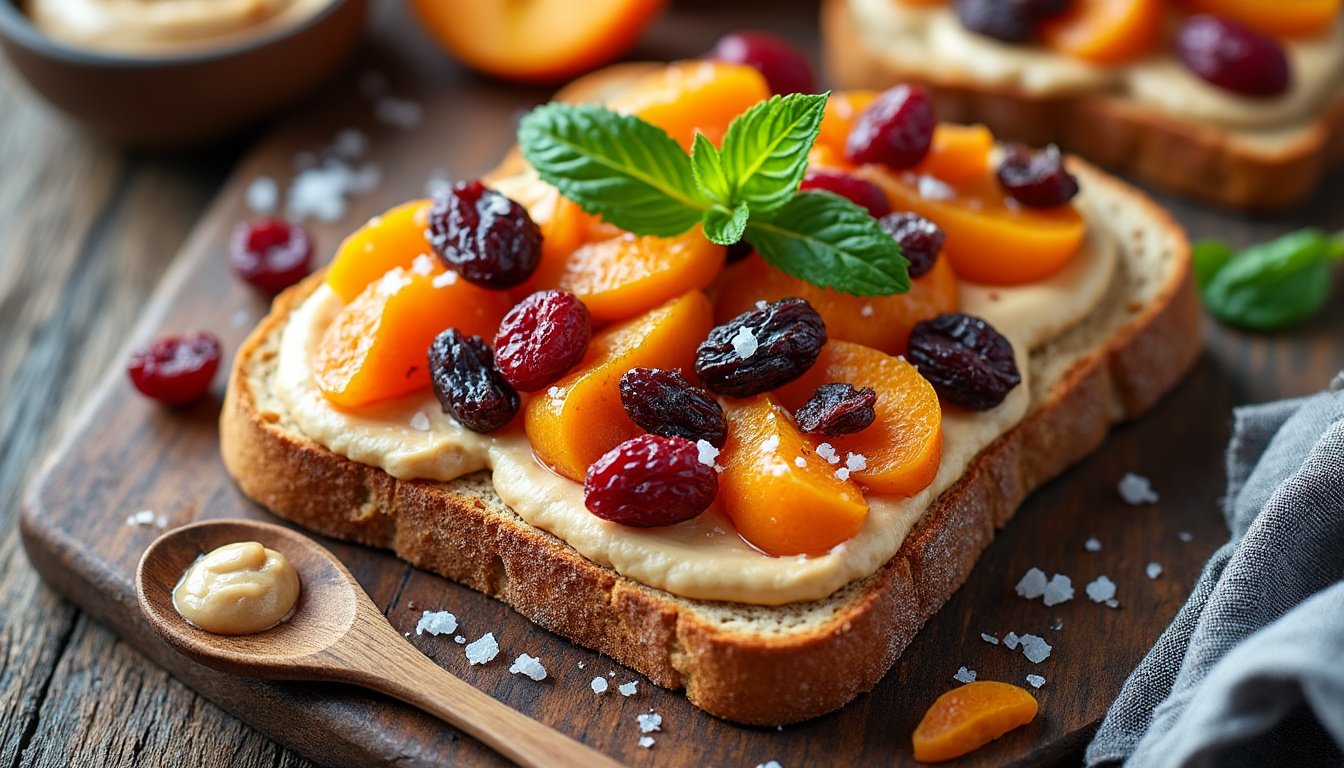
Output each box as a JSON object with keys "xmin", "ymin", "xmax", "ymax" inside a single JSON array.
[
  {"xmin": 695, "ymin": 297, "xmax": 827, "ymax": 397},
  {"xmin": 793, "ymin": 383, "xmax": 878, "ymax": 436},
  {"xmin": 583, "ymin": 434, "xmax": 718, "ymax": 527},
  {"xmin": 708, "ymin": 31, "xmax": 816, "ymax": 95},
  {"xmin": 996, "ymin": 144, "xmax": 1080, "ymax": 208},
  {"xmin": 908, "ymin": 312, "xmax": 1021, "ymax": 410},
  {"xmin": 878, "ymin": 212, "xmax": 945, "ymax": 279},
  {"xmin": 126, "ymin": 331, "xmax": 222, "ymax": 406},
  {"xmin": 619, "ymin": 368, "xmax": 728, "ymax": 447},
  {"xmin": 799, "ymin": 170, "xmax": 892, "ymax": 219},
  {"xmin": 229, "ymin": 218, "xmax": 313, "ymax": 294},
  {"xmin": 428, "ymin": 329, "xmax": 519, "ymax": 432},
  {"xmin": 953, "ymin": 0, "xmax": 1072, "ymax": 42},
  {"xmin": 726, "ymin": 240, "xmax": 755, "ymax": 263},
  {"xmin": 494, "ymin": 290, "xmax": 591, "ymax": 392},
  {"xmin": 427, "ymin": 180, "xmax": 542, "ymax": 289},
  {"xmin": 1176, "ymin": 15, "xmax": 1290, "ymax": 98},
  {"xmin": 844, "ymin": 84, "xmax": 936, "ymax": 170}
]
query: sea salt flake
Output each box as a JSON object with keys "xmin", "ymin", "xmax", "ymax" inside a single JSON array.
[
  {"xmin": 835, "ymin": 467, "xmax": 851, "ymax": 481},
  {"xmin": 125, "ymin": 510, "xmax": 156, "ymax": 527},
  {"xmin": 1085, "ymin": 536, "xmax": 1102, "ymax": 552},
  {"xmin": 756, "ymin": 762, "xmax": 784, "ymax": 768},
  {"xmin": 1146, "ymin": 562, "xmax": 1164, "ymax": 579},
  {"xmin": 410, "ymin": 411, "xmax": 431, "ymax": 432},
  {"xmin": 1049, "ymin": 617, "xmax": 1064, "ymax": 631},
  {"xmin": 591, "ymin": 677, "xmax": 609, "ymax": 693},
  {"xmin": 1043, "ymin": 574, "xmax": 1075, "ymax": 607},
  {"xmin": 1105, "ymin": 598, "xmax": 1120, "ymax": 608},
  {"xmin": 454, "ymin": 636, "xmax": 466, "ymax": 644},
  {"xmin": 1118, "ymin": 472, "xmax": 1159, "ymax": 505},
  {"xmin": 759, "ymin": 435, "xmax": 779, "ymax": 455},
  {"xmin": 731, "ymin": 326, "xmax": 759, "ymax": 359},
  {"xmin": 1178, "ymin": 531, "xmax": 1194, "ymax": 543},
  {"xmin": 980, "ymin": 633, "xmax": 999, "ymax": 645},
  {"xmin": 860, "ymin": 304, "xmax": 874, "ymax": 318},
  {"xmin": 1003, "ymin": 631, "xmax": 1021, "ymax": 650},
  {"xmin": 794, "ymin": 457, "xmax": 807, "ymax": 468},
  {"xmin": 415, "ymin": 611, "xmax": 457, "ymax": 636},
  {"xmin": 696, "ymin": 439, "xmax": 720, "ymax": 469},
  {"xmin": 637, "ymin": 713, "xmax": 662, "ymax": 733},
  {"xmin": 1019, "ymin": 634, "xmax": 1052, "ymax": 663},
  {"xmin": 816, "ymin": 442, "xmax": 840, "ymax": 465},
  {"xmin": 953, "ymin": 666, "xmax": 977, "ymax": 684},
  {"xmin": 638, "ymin": 737, "xmax": 655, "ymax": 749},
  {"xmin": 1026, "ymin": 674, "xmax": 1046, "ymax": 689},
  {"xmin": 844, "ymin": 452, "xmax": 867, "ymax": 472},
  {"xmin": 464, "ymin": 633, "xmax": 499, "ymax": 665},
  {"xmin": 509, "ymin": 654, "xmax": 547, "ymax": 681},
  {"xmin": 1014, "ymin": 567, "xmax": 1048, "ymax": 599},
  {"xmin": 618, "ymin": 681, "xmax": 638, "ymax": 696},
  {"xmin": 917, "ymin": 175, "xmax": 955, "ymax": 201},
  {"xmin": 245, "ymin": 176, "xmax": 279, "ymax": 214},
  {"xmin": 1086, "ymin": 575, "xmax": 1117, "ymax": 603}
]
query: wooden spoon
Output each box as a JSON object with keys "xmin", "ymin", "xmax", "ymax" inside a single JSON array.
[{"xmin": 135, "ymin": 519, "xmax": 625, "ymax": 768}]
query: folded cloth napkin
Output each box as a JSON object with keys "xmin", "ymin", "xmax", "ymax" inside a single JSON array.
[{"xmin": 1086, "ymin": 376, "xmax": 1344, "ymax": 768}]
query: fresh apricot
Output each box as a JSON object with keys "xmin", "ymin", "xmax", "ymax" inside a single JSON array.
[
  {"xmin": 715, "ymin": 253, "xmax": 958, "ymax": 356},
  {"xmin": 817, "ymin": 90, "xmax": 878, "ymax": 157},
  {"xmin": 912, "ymin": 681, "xmax": 1039, "ymax": 762},
  {"xmin": 914, "ymin": 124, "xmax": 995, "ymax": 185},
  {"xmin": 532, "ymin": 229, "xmax": 725, "ymax": 325},
  {"xmin": 608, "ymin": 61, "xmax": 772, "ymax": 149},
  {"xmin": 326, "ymin": 200, "xmax": 433, "ymax": 303},
  {"xmin": 408, "ymin": 0, "xmax": 666, "ymax": 84},
  {"xmin": 1039, "ymin": 0, "xmax": 1163, "ymax": 65},
  {"xmin": 525, "ymin": 291, "xmax": 714, "ymax": 482},
  {"xmin": 776, "ymin": 341, "xmax": 942, "ymax": 497},
  {"xmin": 1181, "ymin": 0, "xmax": 1339, "ymax": 37},
  {"xmin": 718, "ymin": 396, "xmax": 868, "ymax": 557},
  {"xmin": 315, "ymin": 267, "xmax": 512, "ymax": 408},
  {"xmin": 862, "ymin": 169, "xmax": 1086, "ymax": 286}
]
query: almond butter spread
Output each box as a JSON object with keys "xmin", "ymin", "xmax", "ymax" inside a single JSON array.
[{"xmin": 173, "ymin": 541, "xmax": 300, "ymax": 634}]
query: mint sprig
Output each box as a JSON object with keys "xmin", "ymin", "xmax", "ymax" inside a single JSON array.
[
  {"xmin": 518, "ymin": 93, "xmax": 909, "ymax": 297},
  {"xmin": 1193, "ymin": 228, "xmax": 1342, "ymax": 331}
]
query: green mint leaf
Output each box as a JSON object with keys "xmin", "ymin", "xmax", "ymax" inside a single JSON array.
[
  {"xmin": 1329, "ymin": 228, "xmax": 1344, "ymax": 261},
  {"xmin": 719, "ymin": 92, "xmax": 828, "ymax": 215},
  {"xmin": 518, "ymin": 102, "xmax": 705, "ymax": 237},
  {"xmin": 745, "ymin": 191, "xmax": 909, "ymax": 297},
  {"xmin": 1192, "ymin": 239, "xmax": 1235, "ymax": 290},
  {"xmin": 1200, "ymin": 228, "xmax": 1332, "ymax": 331},
  {"xmin": 703, "ymin": 203, "xmax": 749, "ymax": 246},
  {"xmin": 690, "ymin": 133, "xmax": 731, "ymax": 206}
]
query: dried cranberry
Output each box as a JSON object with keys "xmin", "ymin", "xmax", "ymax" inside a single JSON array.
[
  {"xmin": 584, "ymin": 435, "xmax": 718, "ymax": 527},
  {"xmin": 428, "ymin": 329, "xmax": 519, "ymax": 432},
  {"xmin": 427, "ymin": 180, "xmax": 542, "ymax": 289},
  {"xmin": 908, "ymin": 312, "xmax": 1021, "ymax": 410},
  {"xmin": 1176, "ymin": 15, "xmax": 1290, "ymax": 98},
  {"xmin": 126, "ymin": 331, "xmax": 222, "ymax": 406},
  {"xmin": 708, "ymin": 31, "xmax": 816, "ymax": 95},
  {"xmin": 494, "ymin": 290, "xmax": 590, "ymax": 392},
  {"xmin": 844, "ymin": 84, "xmax": 936, "ymax": 170},
  {"xmin": 695, "ymin": 297, "xmax": 827, "ymax": 397},
  {"xmin": 726, "ymin": 241, "xmax": 755, "ymax": 263},
  {"xmin": 229, "ymin": 218, "xmax": 313, "ymax": 294},
  {"xmin": 619, "ymin": 368, "xmax": 727, "ymax": 447},
  {"xmin": 879, "ymin": 212, "xmax": 945, "ymax": 279},
  {"xmin": 996, "ymin": 144, "xmax": 1079, "ymax": 208},
  {"xmin": 794, "ymin": 383, "xmax": 878, "ymax": 436},
  {"xmin": 799, "ymin": 171, "xmax": 892, "ymax": 218}
]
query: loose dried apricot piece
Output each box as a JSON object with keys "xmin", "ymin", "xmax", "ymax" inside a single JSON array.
[
  {"xmin": 326, "ymin": 200, "xmax": 433, "ymax": 303},
  {"xmin": 608, "ymin": 60, "xmax": 771, "ymax": 149},
  {"xmin": 912, "ymin": 681, "xmax": 1038, "ymax": 762}
]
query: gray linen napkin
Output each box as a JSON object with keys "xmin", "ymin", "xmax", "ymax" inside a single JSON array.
[{"xmin": 1085, "ymin": 378, "xmax": 1344, "ymax": 767}]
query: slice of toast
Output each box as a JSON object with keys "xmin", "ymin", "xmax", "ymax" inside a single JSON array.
[
  {"xmin": 821, "ymin": 0, "xmax": 1344, "ymax": 210},
  {"xmin": 221, "ymin": 154, "xmax": 1201, "ymax": 724}
]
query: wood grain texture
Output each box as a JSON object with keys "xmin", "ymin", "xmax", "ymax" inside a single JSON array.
[{"xmin": 3, "ymin": 1, "xmax": 1343, "ymax": 767}]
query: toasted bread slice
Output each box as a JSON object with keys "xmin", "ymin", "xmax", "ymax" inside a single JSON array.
[{"xmin": 821, "ymin": 0, "xmax": 1344, "ymax": 210}]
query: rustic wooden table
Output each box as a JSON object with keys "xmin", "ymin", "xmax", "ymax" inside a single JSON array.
[{"xmin": 1, "ymin": 2, "xmax": 1341, "ymax": 767}]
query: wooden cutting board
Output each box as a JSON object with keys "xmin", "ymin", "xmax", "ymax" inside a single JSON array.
[{"xmin": 20, "ymin": 2, "xmax": 1344, "ymax": 766}]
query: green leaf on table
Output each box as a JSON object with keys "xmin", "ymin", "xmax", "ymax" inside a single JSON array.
[
  {"xmin": 1198, "ymin": 228, "xmax": 1334, "ymax": 331},
  {"xmin": 703, "ymin": 203, "xmax": 749, "ymax": 246},
  {"xmin": 719, "ymin": 93, "xmax": 828, "ymax": 215},
  {"xmin": 1192, "ymin": 239, "xmax": 1235, "ymax": 290},
  {"xmin": 518, "ymin": 102, "xmax": 706, "ymax": 237},
  {"xmin": 690, "ymin": 133, "xmax": 731, "ymax": 206},
  {"xmin": 744, "ymin": 191, "xmax": 908, "ymax": 296}
]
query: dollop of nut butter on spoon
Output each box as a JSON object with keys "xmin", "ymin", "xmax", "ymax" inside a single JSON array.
[{"xmin": 136, "ymin": 519, "xmax": 622, "ymax": 768}]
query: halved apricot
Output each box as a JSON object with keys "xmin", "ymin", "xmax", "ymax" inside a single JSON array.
[
  {"xmin": 1039, "ymin": 0, "xmax": 1163, "ymax": 65},
  {"xmin": 326, "ymin": 200, "xmax": 433, "ymax": 303},
  {"xmin": 715, "ymin": 253, "xmax": 958, "ymax": 356},
  {"xmin": 862, "ymin": 169, "xmax": 1086, "ymax": 286},
  {"xmin": 608, "ymin": 60, "xmax": 772, "ymax": 149},
  {"xmin": 1181, "ymin": 0, "xmax": 1340, "ymax": 37},
  {"xmin": 314, "ymin": 267, "xmax": 512, "ymax": 408},
  {"xmin": 531, "ymin": 229, "xmax": 725, "ymax": 325},
  {"xmin": 776, "ymin": 341, "xmax": 942, "ymax": 497},
  {"xmin": 525, "ymin": 290, "xmax": 714, "ymax": 482},
  {"xmin": 914, "ymin": 124, "xmax": 995, "ymax": 185},
  {"xmin": 913, "ymin": 681, "xmax": 1039, "ymax": 762},
  {"xmin": 718, "ymin": 396, "xmax": 868, "ymax": 557}
]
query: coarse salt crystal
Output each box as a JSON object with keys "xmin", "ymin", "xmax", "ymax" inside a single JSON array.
[
  {"xmin": 1146, "ymin": 562, "xmax": 1164, "ymax": 579},
  {"xmin": 410, "ymin": 411, "xmax": 431, "ymax": 432},
  {"xmin": 454, "ymin": 636, "xmax": 465, "ymax": 644},
  {"xmin": 981, "ymin": 633, "xmax": 999, "ymax": 645},
  {"xmin": 1118, "ymin": 472, "xmax": 1159, "ymax": 505},
  {"xmin": 696, "ymin": 439, "xmax": 720, "ymax": 469},
  {"xmin": 1003, "ymin": 631, "xmax": 1021, "ymax": 650},
  {"xmin": 464, "ymin": 633, "xmax": 499, "ymax": 665},
  {"xmin": 1043, "ymin": 574, "xmax": 1074, "ymax": 607},
  {"xmin": 1049, "ymin": 618, "xmax": 1063, "ymax": 631},
  {"xmin": 953, "ymin": 666, "xmax": 976, "ymax": 684},
  {"xmin": 636, "ymin": 713, "xmax": 662, "ymax": 733},
  {"xmin": 1015, "ymin": 567, "xmax": 1048, "ymax": 599},
  {"xmin": 618, "ymin": 681, "xmax": 638, "ymax": 696},
  {"xmin": 415, "ymin": 611, "xmax": 457, "ymax": 636},
  {"xmin": 1178, "ymin": 531, "xmax": 1193, "ymax": 543},
  {"xmin": 431, "ymin": 270, "xmax": 460, "ymax": 289},
  {"xmin": 245, "ymin": 176, "xmax": 279, "ymax": 214},
  {"xmin": 835, "ymin": 467, "xmax": 851, "ymax": 481},
  {"xmin": 794, "ymin": 457, "xmax": 807, "ymax": 468},
  {"xmin": 755, "ymin": 300, "xmax": 769, "ymax": 311},
  {"xmin": 1026, "ymin": 674, "xmax": 1045, "ymax": 689},
  {"xmin": 731, "ymin": 326, "xmax": 759, "ymax": 359},
  {"xmin": 917, "ymin": 175, "xmax": 955, "ymax": 201},
  {"xmin": 638, "ymin": 737, "xmax": 655, "ymax": 749},
  {"xmin": 1085, "ymin": 537, "xmax": 1102, "ymax": 552},
  {"xmin": 1019, "ymin": 634, "xmax": 1052, "ymax": 663},
  {"xmin": 591, "ymin": 677, "xmax": 608, "ymax": 693},
  {"xmin": 125, "ymin": 510, "xmax": 155, "ymax": 527},
  {"xmin": 860, "ymin": 304, "xmax": 874, "ymax": 318},
  {"xmin": 845, "ymin": 452, "xmax": 867, "ymax": 472},
  {"xmin": 509, "ymin": 654, "xmax": 547, "ymax": 681},
  {"xmin": 816, "ymin": 442, "xmax": 840, "ymax": 465},
  {"xmin": 1105, "ymin": 598, "xmax": 1120, "ymax": 608},
  {"xmin": 1086, "ymin": 575, "xmax": 1117, "ymax": 603},
  {"xmin": 759, "ymin": 435, "xmax": 779, "ymax": 455}
]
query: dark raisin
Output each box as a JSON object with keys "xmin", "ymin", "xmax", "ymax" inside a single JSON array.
[
  {"xmin": 694, "ymin": 297, "xmax": 827, "ymax": 397},
  {"xmin": 879, "ymin": 212, "xmax": 945, "ymax": 279},
  {"xmin": 427, "ymin": 180, "xmax": 542, "ymax": 289},
  {"xmin": 996, "ymin": 144, "xmax": 1079, "ymax": 208},
  {"xmin": 709, "ymin": 31, "xmax": 816, "ymax": 95},
  {"xmin": 794, "ymin": 383, "xmax": 878, "ymax": 436},
  {"xmin": 953, "ymin": 0, "xmax": 1035, "ymax": 42},
  {"xmin": 584, "ymin": 434, "xmax": 718, "ymax": 527},
  {"xmin": 428, "ymin": 329, "xmax": 519, "ymax": 432},
  {"xmin": 844, "ymin": 84, "xmax": 936, "ymax": 170},
  {"xmin": 494, "ymin": 290, "xmax": 591, "ymax": 391},
  {"xmin": 726, "ymin": 240, "xmax": 755, "ymax": 263},
  {"xmin": 619, "ymin": 368, "xmax": 728, "ymax": 447},
  {"xmin": 799, "ymin": 170, "xmax": 891, "ymax": 218},
  {"xmin": 1176, "ymin": 15, "xmax": 1290, "ymax": 98},
  {"xmin": 908, "ymin": 312, "xmax": 1021, "ymax": 410},
  {"xmin": 126, "ymin": 331, "xmax": 222, "ymax": 406},
  {"xmin": 229, "ymin": 218, "xmax": 313, "ymax": 294}
]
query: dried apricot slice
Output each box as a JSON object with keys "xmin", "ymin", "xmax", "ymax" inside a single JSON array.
[
  {"xmin": 326, "ymin": 200, "xmax": 433, "ymax": 303},
  {"xmin": 608, "ymin": 60, "xmax": 771, "ymax": 149},
  {"xmin": 817, "ymin": 89, "xmax": 878, "ymax": 157},
  {"xmin": 718, "ymin": 396, "xmax": 868, "ymax": 556},
  {"xmin": 913, "ymin": 123, "xmax": 994, "ymax": 185},
  {"xmin": 1039, "ymin": 0, "xmax": 1163, "ymax": 65},
  {"xmin": 912, "ymin": 681, "xmax": 1038, "ymax": 762}
]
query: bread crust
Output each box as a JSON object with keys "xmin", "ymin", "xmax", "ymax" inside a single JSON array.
[
  {"xmin": 821, "ymin": 0, "xmax": 1344, "ymax": 211},
  {"xmin": 221, "ymin": 161, "xmax": 1200, "ymax": 725}
]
